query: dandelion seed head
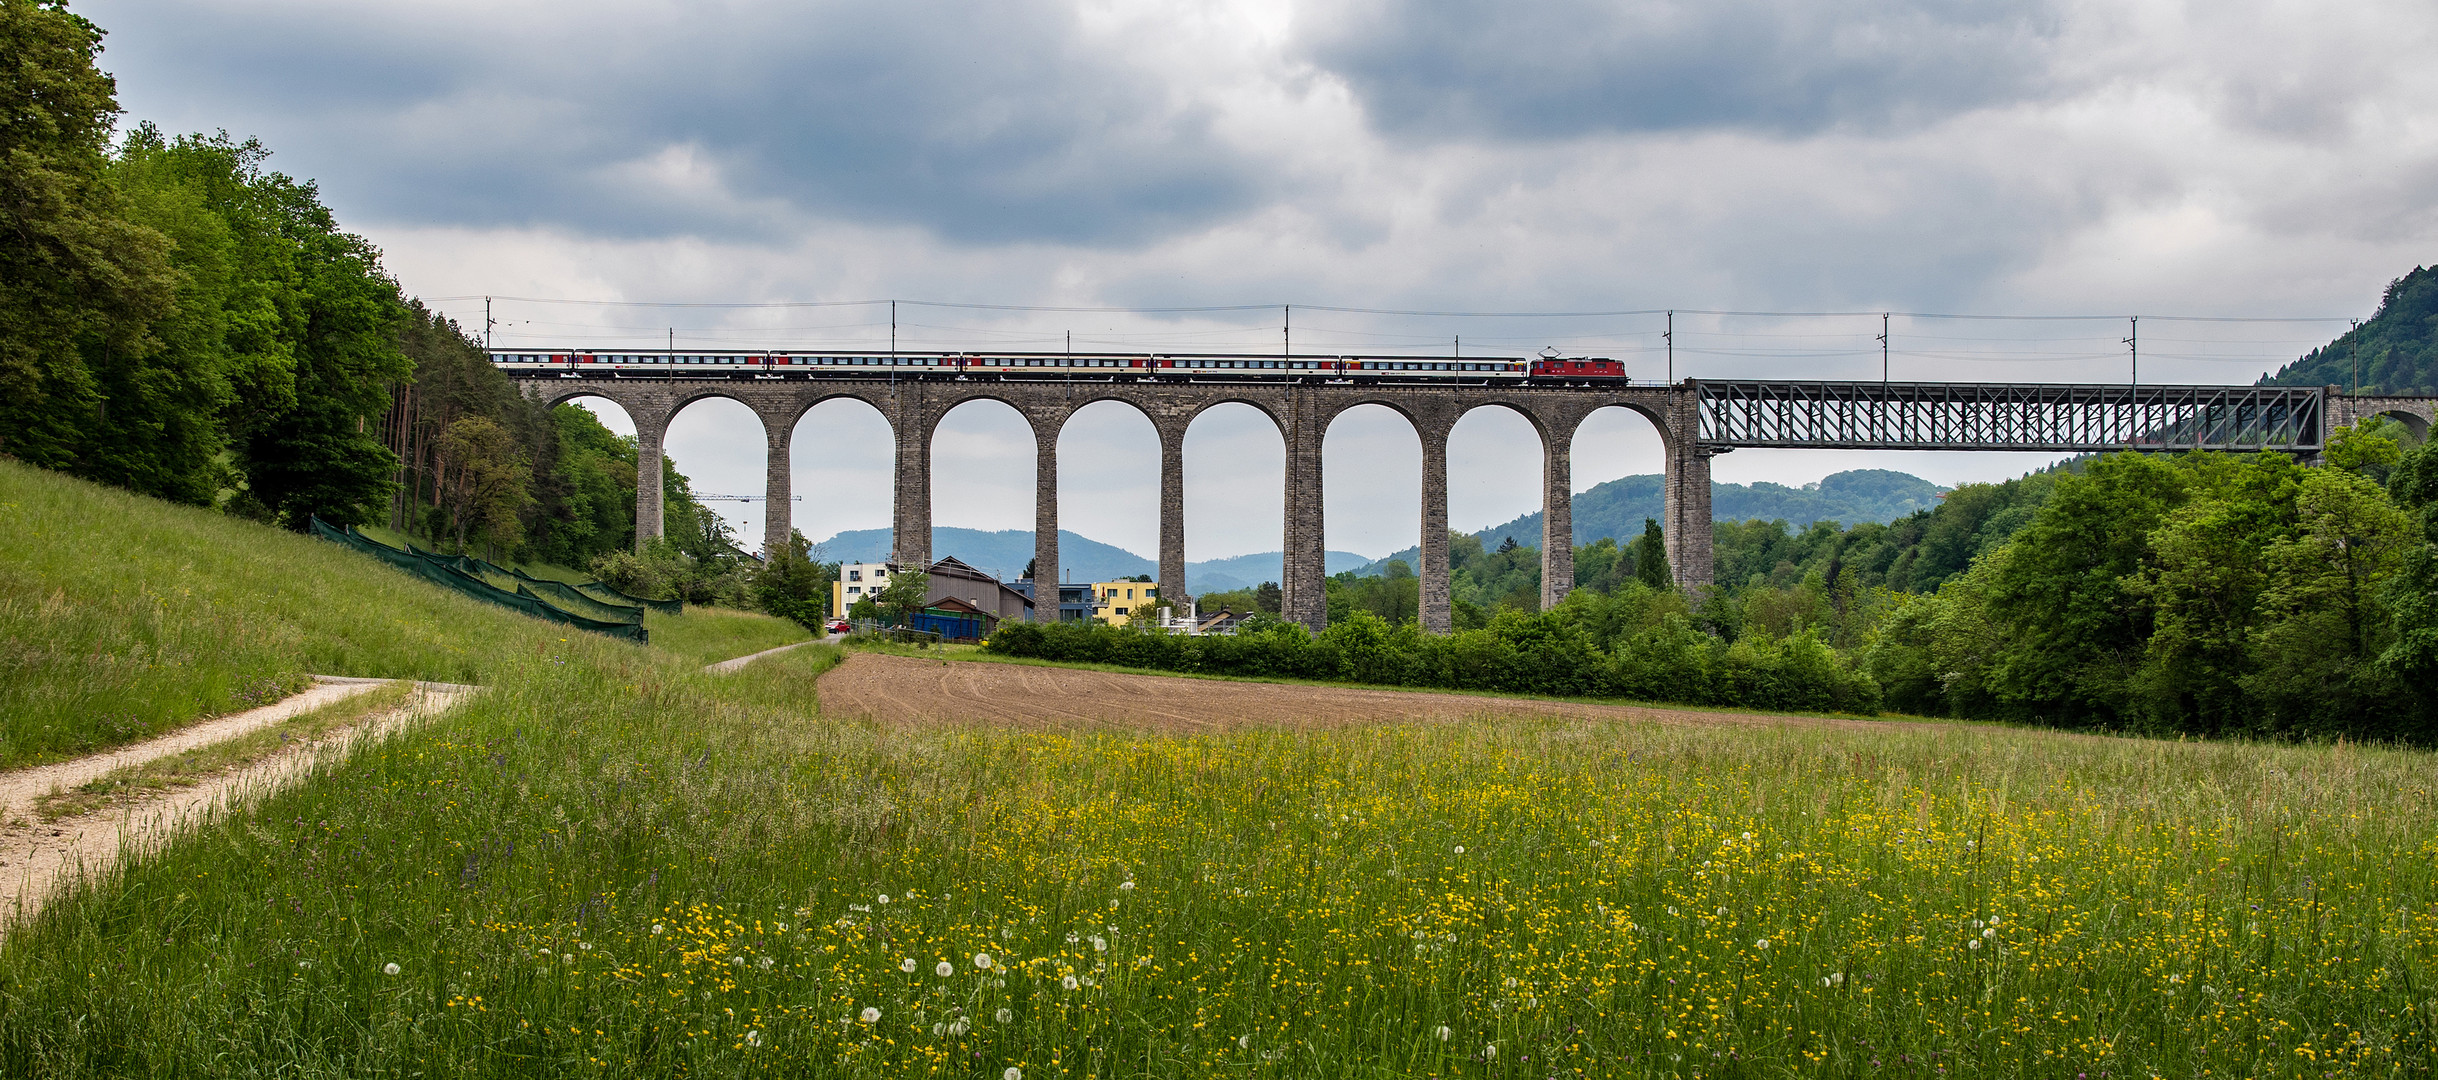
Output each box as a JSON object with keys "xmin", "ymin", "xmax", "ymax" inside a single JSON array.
[
  {"xmin": 860, "ymin": 1007, "xmax": 882, "ymax": 1023},
  {"xmin": 936, "ymin": 961, "xmax": 955, "ymax": 977},
  {"xmin": 382, "ymin": 962, "xmax": 400, "ymax": 976},
  {"xmin": 1968, "ymin": 939, "xmax": 1982, "ymax": 950},
  {"xmin": 1005, "ymin": 1069, "xmax": 1023, "ymax": 1080},
  {"xmin": 1435, "ymin": 1025, "xmax": 1452, "ymax": 1041},
  {"xmin": 1453, "ymin": 845, "xmax": 1466, "ymax": 854},
  {"xmin": 1062, "ymin": 975, "xmax": 1080, "ymax": 991},
  {"xmin": 901, "ymin": 958, "xmax": 919, "ymax": 973},
  {"xmin": 1238, "ymin": 1034, "xmax": 1253, "ymax": 1049},
  {"xmin": 996, "ymin": 1008, "xmax": 1014, "ymax": 1023},
  {"xmin": 975, "ymin": 952, "xmax": 994, "ymax": 970}
]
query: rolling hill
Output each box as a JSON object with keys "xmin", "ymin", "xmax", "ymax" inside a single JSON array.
[
  {"xmin": 1355, "ymin": 468, "xmax": 1946, "ymax": 573},
  {"xmin": 808, "ymin": 527, "xmax": 1373, "ymax": 593}
]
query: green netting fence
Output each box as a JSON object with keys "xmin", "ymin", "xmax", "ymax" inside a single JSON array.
[
  {"xmin": 561, "ymin": 575, "xmax": 684, "ymax": 616},
  {"xmin": 309, "ymin": 517, "xmax": 650, "ymax": 643}
]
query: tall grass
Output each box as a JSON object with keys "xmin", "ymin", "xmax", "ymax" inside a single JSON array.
[
  {"xmin": 0, "ymin": 460, "xmax": 790, "ymax": 768},
  {"xmin": 647, "ymin": 605, "xmax": 812, "ymax": 667},
  {"xmin": 1, "ymin": 631, "xmax": 2429, "ymax": 1077}
]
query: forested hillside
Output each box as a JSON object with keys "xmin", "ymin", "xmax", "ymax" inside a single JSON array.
[
  {"xmin": 2263, "ymin": 265, "xmax": 2438, "ymax": 394},
  {"xmin": 0, "ymin": 2, "xmax": 787, "ymax": 610}
]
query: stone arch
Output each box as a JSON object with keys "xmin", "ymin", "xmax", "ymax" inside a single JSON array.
[
  {"xmin": 1183, "ymin": 400, "xmax": 1291, "ymax": 603},
  {"xmin": 920, "ymin": 388, "xmax": 1046, "ymax": 442},
  {"xmin": 928, "ymin": 398, "xmax": 1039, "ymax": 576},
  {"xmin": 780, "ymin": 387, "xmax": 899, "ymax": 440},
  {"xmin": 1184, "ymin": 393, "xmax": 1292, "ymax": 438},
  {"xmin": 1054, "ymin": 400, "xmax": 1162, "ymax": 569},
  {"xmin": 1053, "ymin": 393, "xmax": 1160, "ymax": 440},
  {"xmin": 785, "ymin": 395, "xmax": 895, "ymax": 562},
  {"xmin": 546, "ymin": 390, "xmax": 639, "ymax": 433},
  {"xmin": 1446, "ymin": 401, "xmax": 1551, "ymax": 517},
  {"xmin": 1568, "ymin": 395, "xmax": 1677, "ymax": 456},
  {"xmin": 2377, "ymin": 409, "xmax": 2430, "ymax": 443},
  {"xmin": 1321, "ymin": 404, "xmax": 1424, "ymax": 595},
  {"xmin": 1562, "ymin": 405, "xmax": 1672, "ymax": 593},
  {"xmin": 1311, "ymin": 394, "xmax": 1426, "ymax": 434},
  {"xmin": 659, "ymin": 393, "xmax": 773, "ymax": 553}
]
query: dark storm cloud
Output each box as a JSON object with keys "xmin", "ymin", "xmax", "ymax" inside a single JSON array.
[
  {"xmin": 1297, "ymin": 0, "xmax": 2070, "ymax": 139},
  {"xmin": 91, "ymin": 1, "xmax": 1264, "ymax": 245}
]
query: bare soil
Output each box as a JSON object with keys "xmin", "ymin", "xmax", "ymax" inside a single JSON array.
[{"xmin": 817, "ymin": 652, "xmax": 1901, "ymax": 733}]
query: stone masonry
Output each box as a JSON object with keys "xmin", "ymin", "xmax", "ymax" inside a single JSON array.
[
  {"xmin": 2324, "ymin": 388, "xmax": 2438, "ymax": 444},
  {"xmin": 518, "ymin": 376, "xmax": 1705, "ymax": 632}
]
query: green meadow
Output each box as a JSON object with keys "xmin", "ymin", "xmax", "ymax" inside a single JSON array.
[
  {"xmin": 0, "ymin": 460, "xmax": 803, "ymax": 768},
  {"xmin": 1, "ymin": 460, "xmax": 2433, "ymax": 1078}
]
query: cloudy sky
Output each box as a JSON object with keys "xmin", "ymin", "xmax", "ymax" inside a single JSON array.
[{"xmin": 88, "ymin": 0, "xmax": 2438, "ymax": 562}]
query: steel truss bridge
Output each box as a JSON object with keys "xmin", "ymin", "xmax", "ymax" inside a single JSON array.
[{"xmin": 1694, "ymin": 381, "xmax": 2331, "ymax": 452}]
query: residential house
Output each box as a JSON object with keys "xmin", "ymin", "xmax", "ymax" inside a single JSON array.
[
  {"xmin": 830, "ymin": 561, "xmax": 897, "ymax": 619},
  {"xmin": 1088, "ymin": 580, "xmax": 1160, "ymax": 626}
]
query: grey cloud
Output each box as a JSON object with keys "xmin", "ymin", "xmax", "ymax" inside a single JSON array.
[
  {"xmin": 1297, "ymin": 0, "xmax": 2068, "ymax": 139},
  {"xmin": 93, "ymin": 1, "xmax": 1265, "ymax": 245}
]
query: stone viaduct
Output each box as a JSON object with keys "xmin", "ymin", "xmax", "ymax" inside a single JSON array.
[
  {"xmin": 517, "ymin": 371, "xmax": 2433, "ymax": 633},
  {"xmin": 518, "ymin": 376, "xmax": 1714, "ymax": 633}
]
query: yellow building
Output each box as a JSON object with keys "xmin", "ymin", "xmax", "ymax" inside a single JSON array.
[{"xmin": 1088, "ymin": 580, "xmax": 1160, "ymax": 626}]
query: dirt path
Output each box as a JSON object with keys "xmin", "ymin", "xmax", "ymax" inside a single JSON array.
[
  {"xmin": 704, "ymin": 640, "xmax": 816, "ymax": 673},
  {"xmin": 0, "ymin": 678, "xmax": 396, "ymax": 824},
  {"xmin": 0, "ymin": 680, "xmax": 472, "ymax": 933},
  {"xmin": 818, "ymin": 652, "xmax": 1900, "ymax": 733}
]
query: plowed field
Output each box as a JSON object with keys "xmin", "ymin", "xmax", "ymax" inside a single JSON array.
[{"xmin": 816, "ymin": 652, "xmax": 1899, "ymax": 733}]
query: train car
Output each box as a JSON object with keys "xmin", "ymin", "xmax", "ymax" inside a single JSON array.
[{"xmin": 485, "ymin": 350, "xmax": 1581, "ymax": 381}]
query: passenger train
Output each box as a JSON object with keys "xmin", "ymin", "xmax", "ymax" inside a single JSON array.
[{"xmin": 485, "ymin": 350, "xmax": 1636, "ymax": 381}]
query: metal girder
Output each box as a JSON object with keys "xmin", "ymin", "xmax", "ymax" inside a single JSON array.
[{"xmin": 1694, "ymin": 381, "xmax": 2325, "ymax": 452}]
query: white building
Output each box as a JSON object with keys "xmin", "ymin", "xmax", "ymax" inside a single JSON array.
[{"xmin": 830, "ymin": 561, "xmax": 896, "ymax": 618}]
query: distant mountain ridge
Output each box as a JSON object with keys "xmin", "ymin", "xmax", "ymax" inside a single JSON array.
[
  {"xmin": 807, "ymin": 527, "xmax": 1372, "ymax": 593},
  {"xmin": 1354, "ymin": 468, "xmax": 1946, "ymax": 574}
]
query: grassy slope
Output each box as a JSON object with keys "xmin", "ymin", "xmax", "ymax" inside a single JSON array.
[
  {"xmin": 0, "ymin": 461, "xmax": 799, "ymax": 767},
  {"xmin": 1, "ymin": 461, "xmax": 2433, "ymax": 1077},
  {"xmin": 351, "ymin": 521, "xmax": 813, "ymax": 663},
  {"xmin": 351, "ymin": 522, "xmax": 593, "ymax": 585},
  {"xmin": 646, "ymin": 605, "xmax": 812, "ymax": 667}
]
